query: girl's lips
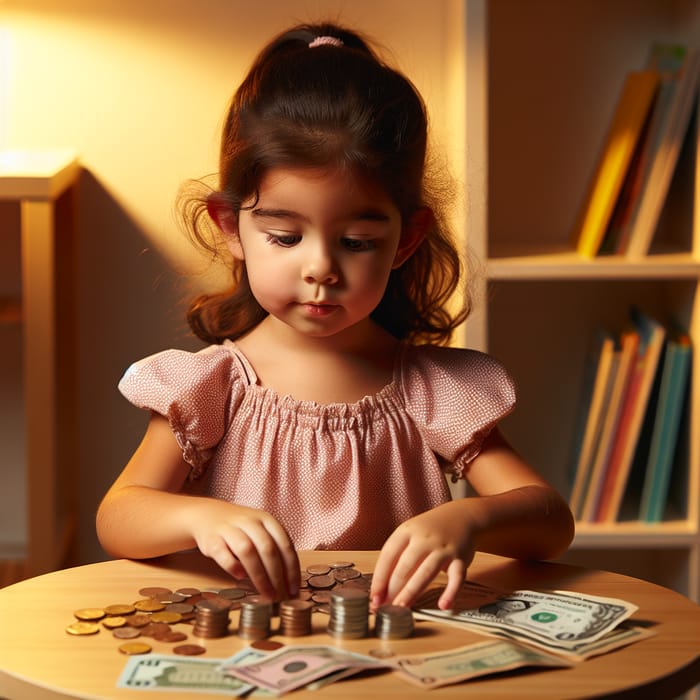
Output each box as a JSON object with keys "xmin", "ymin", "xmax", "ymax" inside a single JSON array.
[{"xmin": 301, "ymin": 303, "xmax": 338, "ymax": 316}]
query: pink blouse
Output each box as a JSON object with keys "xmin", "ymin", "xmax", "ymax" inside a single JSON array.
[{"xmin": 118, "ymin": 341, "xmax": 515, "ymax": 550}]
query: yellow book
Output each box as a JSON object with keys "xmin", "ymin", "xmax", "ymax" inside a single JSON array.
[{"xmin": 573, "ymin": 70, "xmax": 660, "ymax": 257}]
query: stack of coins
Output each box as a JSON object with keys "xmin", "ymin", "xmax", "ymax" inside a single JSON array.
[
  {"xmin": 278, "ymin": 599, "xmax": 314, "ymax": 637},
  {"xmin": 193, "ymin": 598, "xmax": 231, "ymax": 638},
  {"xmin": 374, "ymin": 604, "xmax": 414, "ymax": 639},
  {"xmin": 327, "ymin": 587, "xmax": 369, "ymax": 639},
  {"xmin": 237, "ymin": 598, "xmax": 273, "ymax": 640}
]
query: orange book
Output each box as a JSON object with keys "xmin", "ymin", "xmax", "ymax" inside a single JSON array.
[{"xmin": 573, "ymin": 70, "xmax": 660, "ymax": 257}]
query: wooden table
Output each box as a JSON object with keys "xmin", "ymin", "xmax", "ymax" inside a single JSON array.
[{"xmin": 0, "ymin": 550, "xmax": 698, "ymax": 699}]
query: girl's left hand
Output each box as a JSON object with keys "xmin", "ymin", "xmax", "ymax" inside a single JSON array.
[{"xmin": 370, "ymin": 501, "xmax": 476, "ymax": 611}]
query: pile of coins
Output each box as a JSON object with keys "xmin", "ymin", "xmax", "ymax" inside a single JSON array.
[
  {"xmin": 278, "ymin": 599, "xmax": 314, "ymax": 636},
  {"xmin": 327, "ymin": 588, "xmax": 370, "ymax": 639},
  {"xmin": 192, "ymin": 598, "xmax": 231, "ymax": 639},
  {"xmin": 65, "ymin": 560, "xmax": 409, "ymax": 656},
  {"xmin": 374, "ymin": 604, "xmax": 415, "ymax": 639},
  {"xmin": 238, "ymin": 598, "xmax": 273, "ymax": 640}
]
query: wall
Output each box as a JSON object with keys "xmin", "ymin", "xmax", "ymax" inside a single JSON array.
[{"xmin": 0, "ymin": 0, "xmax": 466, "ymax": 564}]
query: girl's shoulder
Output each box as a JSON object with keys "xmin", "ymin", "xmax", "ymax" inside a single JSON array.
[
  {"xmin": 398, "ymin": 343, "xmax": 516, "ymax": 418},
  {"xmin": 118, "ymin": 341, "xmax": 252, "ymax": 408}
]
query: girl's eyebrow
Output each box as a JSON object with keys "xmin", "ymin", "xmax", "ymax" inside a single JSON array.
[
  {"xmin": 251, "ymin": 207, "xmax": 305, "ymax": 221},
  {"xmin": 251, "ymin": 207, "xmax": 391, "ymax": 222}
]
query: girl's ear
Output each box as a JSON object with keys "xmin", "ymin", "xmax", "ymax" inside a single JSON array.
[
  {"xmin": 207, "ymin": 193, "xmax": 244, "ymax": 260},
  {"xmin": 392, "ymin": 207, "xmax": 432, "ymax": 269}
]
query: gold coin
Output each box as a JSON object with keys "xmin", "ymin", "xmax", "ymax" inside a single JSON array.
[
  {"xmin": 118, "ymin": 641, "xmax": 152, "ymax": 655},
  {"xmin": 66, "ymin": 621, "xmax": 100, "ymax": 636},
  {"xmin": 150, "ymin": 611, "xmax": 182, "ymax": 624},
  {"xmin": 133, "ymin": 599, "xmax": 165, "ymax": 612},
  {"xmin": 102, "ymin": 616, "xmax": 127, "ymax": 629},
  {"xmin": 104, "ymin": 604, "xmax": 136, "ymax": 616},
  {"xmin": 138, "ymin": 586, "xmax": 172, "ymax": 598},
  {"xmin": 73, "ymin": 608, "xmax": 105, "ymax": 621}
]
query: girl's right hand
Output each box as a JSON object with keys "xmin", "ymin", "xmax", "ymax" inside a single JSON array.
[{"xmin": 189, "ymin": 500, "xmax": 301, "ymax": 601}]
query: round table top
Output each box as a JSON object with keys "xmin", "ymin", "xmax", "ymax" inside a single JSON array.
[{"xmin": 0, "ymin": 550, "xmax": 699, "ymax": 699}]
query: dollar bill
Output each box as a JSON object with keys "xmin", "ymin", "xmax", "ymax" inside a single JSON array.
[
  {"xmin": 117, "ymin": 654, "xmax": 255, "ymax": 695},
  {"xmin": 389, "ymin": 639, "xmax": 574, "ymax": 689},
  {"xmin": 222, "ymin": 644, "xmax": 390, "ymax": 694},
  {"xmin": 414, "ymin": 583, "xmax": 640, "ymax": 656}
]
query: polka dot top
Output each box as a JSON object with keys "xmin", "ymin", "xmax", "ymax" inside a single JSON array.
[{"xmin": 118, "ymin": 340, "xmax": 516, "ymax": 550}]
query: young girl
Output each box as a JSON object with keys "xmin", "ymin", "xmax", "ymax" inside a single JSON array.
[{"xmin": 96, "ymin": 22, "xmax": 574, "ymax": 611}]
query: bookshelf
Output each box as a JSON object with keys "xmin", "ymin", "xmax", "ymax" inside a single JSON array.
[
  {"xmin": 0, "ymin": 149, "xmax": 80, "ymax": 578},
  {"xmin": 463, "ymin": 0, "xmax": 700, "ymax": 603}
]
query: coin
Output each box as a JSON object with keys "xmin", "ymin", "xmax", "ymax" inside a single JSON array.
[
  {"xmin": 102, "ymin": 616, "xmax": 127, "ymax": 629},
  {"xmin": 150, "ymin": 611, "xmax": 182, "ymax": 624},
  {"xmin": 251, "ymin": 639, "xmax": 284, "ymax": 651},
  {"xmin": 133, "ymin": 599, "xmax": 166, "ymax": 613},
  {"xmin": 307, "ymin": 574, "xmax": 335, "ymax": 589},
  {"xmin": 162, "ymin": 631, "xmax": 188, "ymax": 643},
  {"xmin": 173, "ymin": 644, "xmax": 206, "ymax": 656},
  {"xmin": 138, "ymin": 586, "xmax": 172, "ymax": 598},
  {"xmin": 165, "ymin": 602, "xmax": 194, "ymax": 614},
  {"xmin": 104, "ymin": 604, "xmax": 136, "ymax": 616},
  {"xmin": 73, "ymin": 608, "xmax": 105, "ymax": 621},
  {"xmin": 118, "ymin": 641, "xmax": 152, "ymax": 655},
  {"xmin": 113, "ymin": 626, "xmax": 141, "ymax": 639},
  {"xmin": 329, "ymin": 561, "xmax": 355, "ymax": 569},
  {"xmin": 175, "ymin": 587, "xmax": 201, "ymax": 597},
  {"xmin": 66, "ymin": 621, "xmax": 100, "ymax": 636},
  {"xmin": 306, "ymin": 564, "xmax": 331, "ymax": 576},
  {"xmin": 334, "ymin": 568, "xmax": 362, "ymax": 582},
  {"xmin": 124, "ymin": 613, "xmax": 152, "ymax": 628}
]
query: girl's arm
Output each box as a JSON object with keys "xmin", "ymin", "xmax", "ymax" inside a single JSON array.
[
  {"xmin": 96, "ymin": 413, "xmax": 300, "ymax": 600},
  {"xmin": 370, "ymin": 427, "xmax": 575, "ymax": 610}
]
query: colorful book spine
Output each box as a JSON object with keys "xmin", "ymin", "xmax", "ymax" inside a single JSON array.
[
  {"xmin": 593, "ymin": 310, "xmax": 666, "ymax": 522},
  {"xmin": 573, "ymin": 70, "xmax": 660, "ymax": 257},
  {"xmin": 638, "ymin": 331, "xmax": 692, "ymax": 522}
]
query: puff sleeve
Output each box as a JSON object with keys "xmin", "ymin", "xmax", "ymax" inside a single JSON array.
[
  {"xmin": 118, "ymin": 343, "xmax": 246, "ymax": 479},
  {"xmin": 400, "ymin": 344, "xmax": 516, "ymax": 480}
]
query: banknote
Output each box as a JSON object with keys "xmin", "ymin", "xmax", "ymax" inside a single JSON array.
[
  {"xmin": 414, "ymin": 583, "xmax": 639, "ymax": 655},
  {"xmin": 389, "ymin": 639, "xmax": 574, "ymax": 689},
  {"xmin": 222, "ymin": 644, "xmax": 390, "ymax": 694},
  {"xmin": 117, "ymin": 654, "xmax": 255, "ymax": 695}
]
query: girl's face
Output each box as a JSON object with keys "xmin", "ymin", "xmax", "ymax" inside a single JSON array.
[{"xmin": 227, "ymin": 167, "xmax": 421, "ymax": 340}]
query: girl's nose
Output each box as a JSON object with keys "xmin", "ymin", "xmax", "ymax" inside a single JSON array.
[{"xmin": 302, "ymin": 246, "xmax": 339, "ymax": 285}]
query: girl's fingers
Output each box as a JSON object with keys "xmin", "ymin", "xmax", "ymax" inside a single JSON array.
[
  {"xmin": 390, "ymin": 551, "xmax": 448, "ymax": 607},
  {"xmin": 437, "ymin": 558, "xmax": 468, "ymax": 610},
  {"xmin": 371, "ymin": 535, "xmax": 407, "ymax": 607}
]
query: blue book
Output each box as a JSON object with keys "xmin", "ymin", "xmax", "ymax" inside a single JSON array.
[{"xmin": 638, "ymin": 331, "xmax": 692, "ymax": 522}]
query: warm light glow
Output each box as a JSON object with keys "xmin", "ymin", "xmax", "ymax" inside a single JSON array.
[{"xmin": 0, "ymin": 27, "xmax": 10, "ymax": 149}]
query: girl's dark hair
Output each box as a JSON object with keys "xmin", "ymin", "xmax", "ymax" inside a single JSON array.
[{"xmin": 182, "ymin": 22, "xmax": 471, "ymax": 345}]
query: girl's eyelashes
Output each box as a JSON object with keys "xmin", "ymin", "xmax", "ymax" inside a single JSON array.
[
  {"xmin": 265, "ymin": 233, "xmax": 301, "ymax": 247},
  {"xmin": 342, "ymin": 237, "xmax": 376, "ymax": 252},
  {"xmin": 263, "ymin": 232, "xmax": 377, "ymax": 252}
]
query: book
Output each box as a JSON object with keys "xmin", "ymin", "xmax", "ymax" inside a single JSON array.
[
  {"xmin": 573, "ymin": 69, "xmax": 660, "ymax": 258},
  {"xmin": 603, "ymin": 45, "xmax": 688, "ymax": 254},
  {"xmin": 638, "ymin": 330, "xmax": 692, "ymax": 522},
  {"xmin": 625, "ymin": 48, "xmax": 700, "ymax": 257},
  {"xmin": 579, "ymin": 330, "xmax": 640, "ymax": 521},
  {"xmin": 568, "ymin": 332, "xmax": 618, "ymax": 520},
  {"xmin": 593, "ymin": 310, "xmax": 666, "ymax": 522}
]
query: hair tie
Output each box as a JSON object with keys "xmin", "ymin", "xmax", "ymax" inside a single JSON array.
[{"xmin": 309, "ymin": 36, "xmax": 344, "ymax": 48}]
